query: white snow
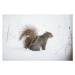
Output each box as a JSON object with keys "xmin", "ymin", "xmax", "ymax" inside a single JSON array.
[{"xmin": 2, "ymin": 14, "xmax": 73, "ymax": 61}]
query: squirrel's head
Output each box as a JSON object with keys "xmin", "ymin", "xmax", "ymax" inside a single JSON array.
[{"xmin": 45, "ymin": 31, "xmax": 53, "ymax": 38}]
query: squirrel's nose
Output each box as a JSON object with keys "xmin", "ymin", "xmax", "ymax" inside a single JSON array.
[{"xmin": 52, "ymin": 35, "xmax": 53, "ymax": 37}]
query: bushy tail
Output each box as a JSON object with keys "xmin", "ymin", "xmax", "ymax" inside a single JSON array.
[{"xmin": 20, "ymin": 26, "xmax": 37, "ymax": 40}]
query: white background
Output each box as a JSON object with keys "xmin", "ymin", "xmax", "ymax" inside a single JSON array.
[
  {"xmin": 3, "ymin": 15, "xmax": 73, "ymax": 61},
  {"xmin": 0, "ymin": 0, "xmax": 75, "ymax": 75}
]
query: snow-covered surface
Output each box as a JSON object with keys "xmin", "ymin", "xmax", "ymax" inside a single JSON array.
[{"xmin": 2, "ymin": 15, "xmax": 73, "ymax": 61}]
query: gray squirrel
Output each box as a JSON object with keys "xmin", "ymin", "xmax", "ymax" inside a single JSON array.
[{"xmin": 20, "ymin": 26, "xmax": 53, "ymax": 51}]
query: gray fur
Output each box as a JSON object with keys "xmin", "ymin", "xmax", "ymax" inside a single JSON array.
[{"xmin": 30, "ymin": 33, "xmax": 48, "ymax": 51}]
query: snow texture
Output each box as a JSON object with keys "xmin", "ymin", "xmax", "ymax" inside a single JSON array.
[{"xmin": 2, "ymin": 15, "xmax": 73, "ymax": 61}]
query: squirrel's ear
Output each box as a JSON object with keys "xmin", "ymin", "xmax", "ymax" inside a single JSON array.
[
  {"xmin": 44, "ymin": 31, "xmax": 47, "ymax": 34},
  {"xmin": 45, "ymin": 31, "xmax": 47, "ymax": 33}
]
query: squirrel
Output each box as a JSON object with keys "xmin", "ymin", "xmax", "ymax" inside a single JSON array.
[{"xmin": 20, "ymin": 26, "xmax": 53, "ymax": 51}]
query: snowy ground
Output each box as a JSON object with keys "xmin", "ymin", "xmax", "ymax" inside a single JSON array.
[{"xmin": 2, "ymin": 15, "xmax": 73, "ymax": 61}]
